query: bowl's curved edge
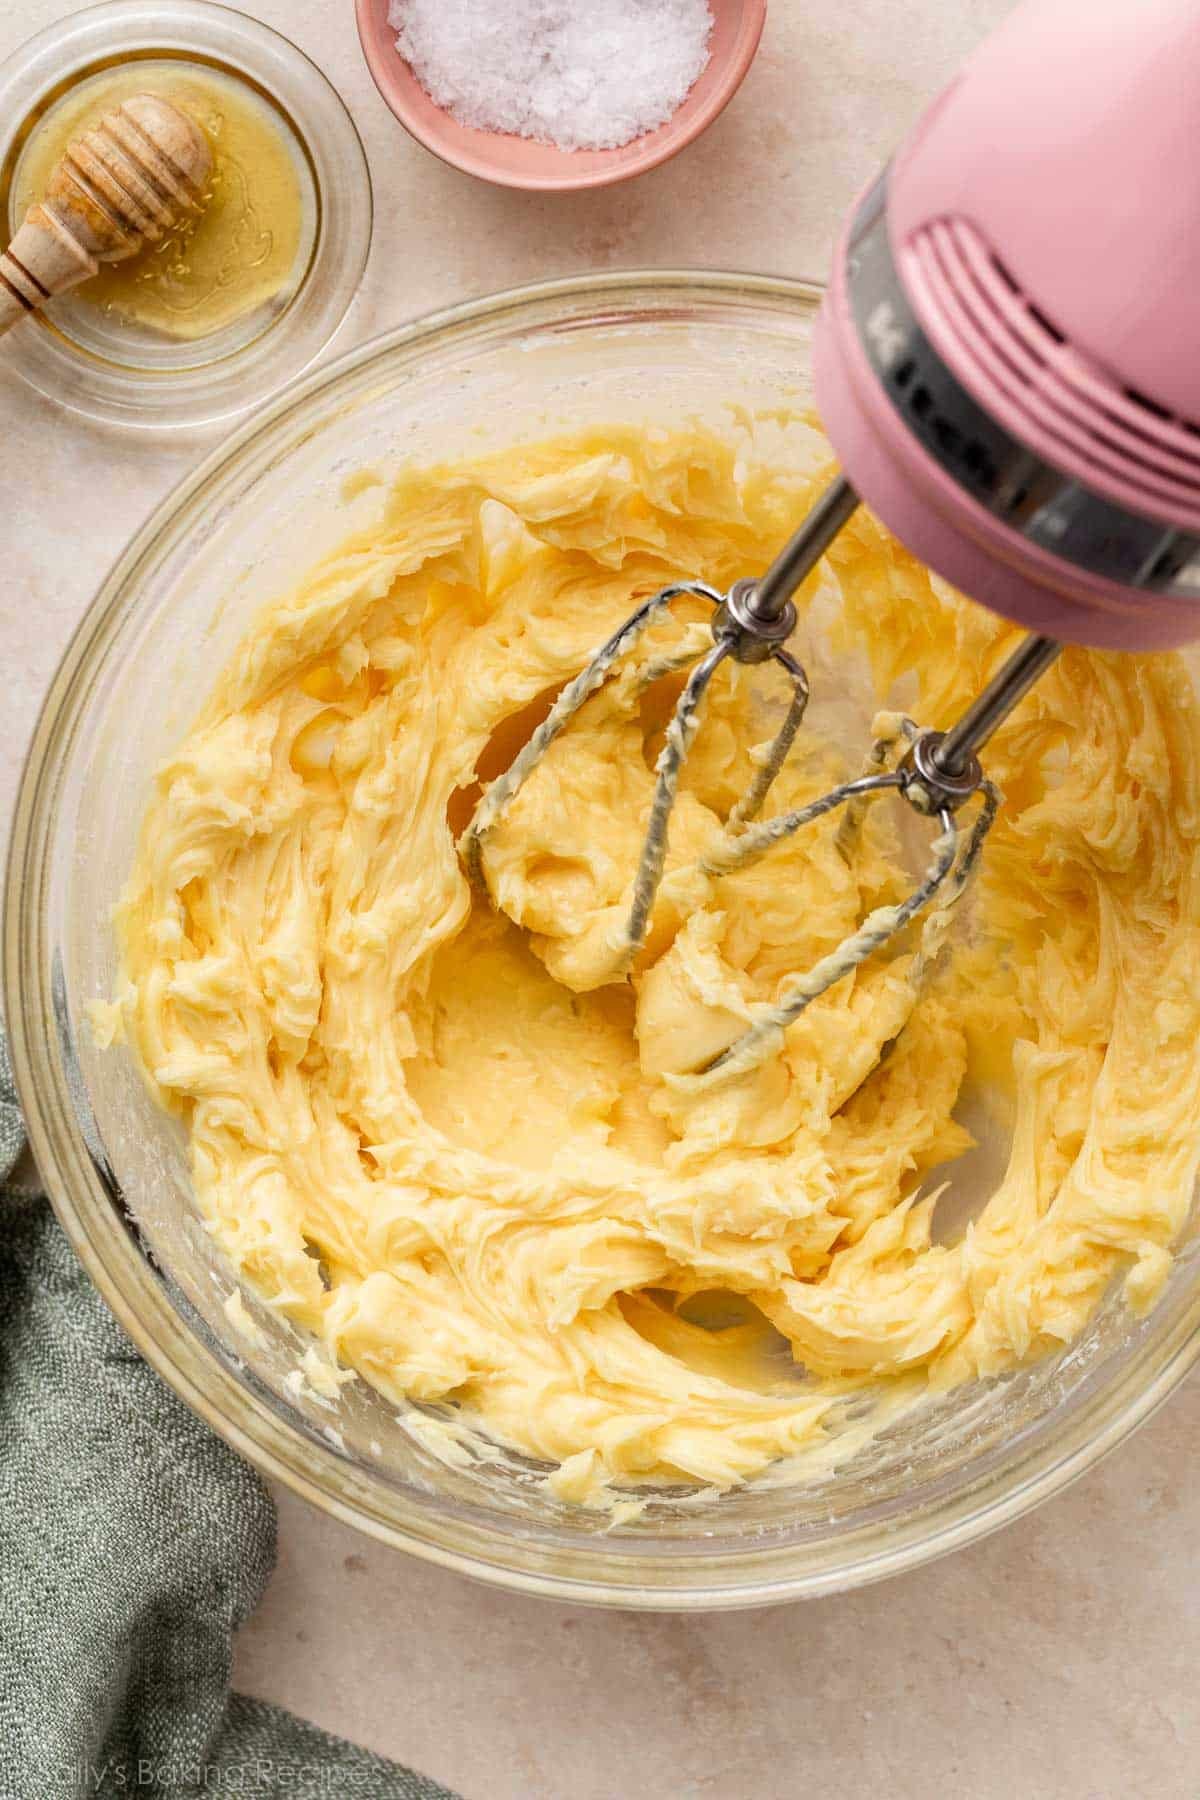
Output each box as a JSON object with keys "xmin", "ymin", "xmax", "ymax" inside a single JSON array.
[{"xmin": 8, "ymin": 269, "xmax": 1200, "ymax": 1609}]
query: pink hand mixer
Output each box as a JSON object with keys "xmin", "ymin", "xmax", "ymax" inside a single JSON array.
[{"xmin": 464, "ymin": 0, "xmax": 1200, "ymax": 1079}]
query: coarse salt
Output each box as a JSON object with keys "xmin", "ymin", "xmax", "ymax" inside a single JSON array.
[{"xmin": 387, "ymin": 0, "xmax": 715, "ymax": 153}]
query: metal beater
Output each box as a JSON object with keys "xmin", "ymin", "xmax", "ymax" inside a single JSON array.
[{"xmin": 461, "ymin": 477, "xmax": 1058, "ymax": 1080}]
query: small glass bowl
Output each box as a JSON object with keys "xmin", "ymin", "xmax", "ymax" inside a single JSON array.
[
  {"xmin": 0, "ymin": 0, "xmax": 372, "ymax": 430},
  {"xmin": 8, "ymin": 273, "xmax": 1200, "ymax": 1608}
]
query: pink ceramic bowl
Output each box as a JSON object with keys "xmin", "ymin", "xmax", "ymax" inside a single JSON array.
[{"xmin": 355, "ymin": 0, "xmax": 767, "ymax": 192}]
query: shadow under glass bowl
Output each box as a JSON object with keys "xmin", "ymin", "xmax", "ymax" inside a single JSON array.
[{"xmin": 8, "ymin": 271, "xmax": 1200, "ymax": 1609}]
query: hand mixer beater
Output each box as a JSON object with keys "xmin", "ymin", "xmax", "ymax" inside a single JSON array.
[{"xmin": 464, "ymin": 0, "xmax": 1200, "ymax": 1080}]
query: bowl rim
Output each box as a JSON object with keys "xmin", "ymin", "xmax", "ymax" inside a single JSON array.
[
  {"xmin": 8, "ymin": 268, "xmax": 1200, "ymax": 1610},
  {"xmin": 353, "ymin": 0, "xmax": 768, "ymax": 193}
]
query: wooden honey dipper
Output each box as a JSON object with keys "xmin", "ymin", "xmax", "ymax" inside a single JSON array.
[{"xmin": 0, "ymin": 92, "xmax": 212, "ymax": 336}]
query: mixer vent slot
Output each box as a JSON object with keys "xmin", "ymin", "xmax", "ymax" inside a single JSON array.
[
  {"xmin": 904, "ymin": 219, "xmax": 1200, "ymax": 527},
  {"xmin": 1024, "ymin": 300, "xmax": 1065, "ymax": 346},
  {"xmin": 1124, "ymin": 386, "xmax": 1172, "ymax": 422}
]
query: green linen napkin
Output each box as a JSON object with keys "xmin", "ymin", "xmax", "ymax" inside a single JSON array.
[{"xmin": 0, "ymin": 1026, "xmax": 458, "ymax": 1800}]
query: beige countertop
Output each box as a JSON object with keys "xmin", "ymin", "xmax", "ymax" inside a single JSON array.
[{"xmin": 2, "ymin": 2, "xmax": 1197, "ymax": 1795}]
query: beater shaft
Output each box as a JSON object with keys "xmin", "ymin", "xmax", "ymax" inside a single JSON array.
[
  {"xmin": 933, "ymin": 634, "xmax": 1061, "ymax": 776},
  {"xmin": 751, "ymin": 475, "xmax": 860, "ymax": 626}
]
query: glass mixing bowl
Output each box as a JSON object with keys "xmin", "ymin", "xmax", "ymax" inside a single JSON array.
[{"xmin": 8, "ymin": 272, "xmax": 1200, "ymax": 1609}]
